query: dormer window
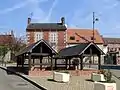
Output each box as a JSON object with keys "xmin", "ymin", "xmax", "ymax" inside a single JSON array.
[{"xmin": 70, "ymin": 36, "xmax": 75, "ymax": 40}]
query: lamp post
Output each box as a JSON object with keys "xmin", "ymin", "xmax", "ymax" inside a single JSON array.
[
  {"xmin": 92, "ymin": 12, "xmax": 99, "ymax": 42},
  {"xmin": 92, "ymin": 12, "xmax": 99, "ymax": 65}
]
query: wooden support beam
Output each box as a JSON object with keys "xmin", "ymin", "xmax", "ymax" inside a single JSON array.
[
  {"xmin": 28, "ymin": 53, "xmax": 31, "ymax": 70},
  {"xmin": 40, "ymin": 56, "xmax": 43, "ymax": 70},
  {"xmin": 98, "ymin": 55, "xmax": 101, "ymax": 70},
  {"xmin": 22, "ymin": 54, "xmax": 24, "ymax": 68},
  {"xmin": 80, "ymin": 54, "xmax": 83, "ymax": 70},
  {"xmin": 65, "ymin": 59, "xmax": 68, "ymax": 70},
  {"xmin": 17, "ymin": 57, "xmax": 19, "ymax": 67},
  {"xmin": 51, "ymin": 55, "xmax": 53, "ymax": 70},
  {"xmin": 69, "ymin": 59, "xmax": 71, "ymax": 69},
  {"xmin": 33, "ymin": 58, "xmax": 35, "ymax": 65},
  {"xmin": 55, "ymin": 59, "xmax": 57, "ymax": 69}
]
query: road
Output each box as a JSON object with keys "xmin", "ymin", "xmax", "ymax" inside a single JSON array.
[
  {"xmin": 109, "ymin": 69, "xmax": 120, "ymax": 90},
  {"xmin": 0, "ymin": 68, "xmax": 41, "ymax": 90}
]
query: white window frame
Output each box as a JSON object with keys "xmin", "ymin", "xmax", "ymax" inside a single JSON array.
[
  {"xmin": 34, "ymin": 32, "xmax": 43, "ymax": 42},
  {"xmin": 49, "ymin": 32, "xmax": 58, "ymax": 43},
  {"xmin": 49, "ymin": 31, "xmax": 58, "ymax": 51}
]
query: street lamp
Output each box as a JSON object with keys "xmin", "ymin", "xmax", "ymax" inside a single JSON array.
[
  {"xmin": 92, "ymin": 12, "xmax": 99, "ymax": 65},
  {"xmin": 92, "ymin": 12, "xmax": 99, "ymax": 43}
]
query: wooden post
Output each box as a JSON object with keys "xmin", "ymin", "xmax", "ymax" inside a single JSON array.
[
  {"xmin": 40, "ymin": 56, "xmax": 43, "ymax": 70},
  {"xmin": 98, "ymin": 54, "xmax": 101, "ymax": 70},
  {"xmin": 33, "ymin": 58, "xmax": 35, "ymax": 66},
  {"xmin": 22, "ymin": 54, "xmax": 24, "ymax": 68},
  {"xmin": 80, "ymin": 54, "xmax": 83, "ymax": 70},
  {"xmin": 16, "ymin": 57, "xmax": 18, "ymax": 67},
  {"xmin": 65, "ymin": 59, "xmax": 68, "ymax": 69},
  {"xmin": 28, "ymin": 52, "xmax": 31, "ymax": 70},
  {"xmin": 51, "ymin": 55, "xmax": 53, "ymax": 70},
  {"xmin": 90, "ymin": 48, "xmax": 92, "ymax": 68},
  {"xmin": 69, "ymin": 58, "xmax": 71, "ymax": 69},
  {"xmin": 55, "ymin": 59, "xmax": 57, "ymax": 69}
]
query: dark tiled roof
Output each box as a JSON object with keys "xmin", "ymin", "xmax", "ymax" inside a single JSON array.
[
  {"xmin": 16, "ymin": 39, "xmax": 57, "ymax": 56},
  {"xmin": 58, "ymin": 43, "xmax": 88, "ymax": 57},
  {"xmin": 26, "ymin": 23, "xmax": 67, "ymax": 30},
  {"xmin": 58, "ymin": 43, "xmax": 104, "ymax": 57},
  {"xmin": 103, "ymin": 37, "xmax": 120, "ymax": 44},
  {"xmin": 0, "ymin": 35, "xmax": 14, "ymax": 45}
]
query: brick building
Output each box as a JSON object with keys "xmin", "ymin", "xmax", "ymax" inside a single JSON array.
[
  {"xmin": 26, "ymin": 17, "xmax": 67, "ymax": 52},
  {"xmin": 0, "ymin": 31, "xmax": 14, "ymax": 46}
]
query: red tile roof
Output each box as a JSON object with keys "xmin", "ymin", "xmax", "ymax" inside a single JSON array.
[
  {"xmin": 0, "ymin": 35, "xmax": 14, "ymax": 46},
  {"xmin": 67, "ymin": 29, "xmax": 104, "ymax": 44}
]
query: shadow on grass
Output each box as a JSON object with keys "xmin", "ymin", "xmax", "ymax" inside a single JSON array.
[{"xmin": 85, "ymin": 79, "xmax": 94, "ymax": 82}]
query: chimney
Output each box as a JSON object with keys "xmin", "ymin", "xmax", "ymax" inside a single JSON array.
[
  {"xmin": 11, "ymin": 30, "xmax": 13, "ymax": 35},
  {"xmin": 61, "ymin": 17, "xmax": 65, "ymax": 25},
  {"xmin": 27, "ymin": 17, "xmax": 31, "ymax": 25}
]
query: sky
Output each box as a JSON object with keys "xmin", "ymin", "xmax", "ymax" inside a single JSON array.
[{"xmin": 0, "ymin": 0, "xmax": 120, "ymax": 37}]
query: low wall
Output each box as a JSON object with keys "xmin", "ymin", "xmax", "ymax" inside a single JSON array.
[{"xmin": 29, "ymin": 67, "xmax": 98, "ymax": 76}]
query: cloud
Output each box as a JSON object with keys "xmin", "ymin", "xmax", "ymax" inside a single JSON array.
[
  {"xmin": 0, "ymin": 0, "xmax": 48, "ymax": 14},
  {"xmin": 45, "ymin": 0, "xmax": 58, "ymax": 21}
]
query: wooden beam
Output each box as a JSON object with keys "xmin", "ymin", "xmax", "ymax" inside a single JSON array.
[
  {"xmin": 55, "ymin": 59, "xmax": 57, "ymax": 69},
  {"xmin": 69, "ymin": 58, "xmax": 71, "ymax": 69},
  {"xmin": 98, "ymin": 55, "xmax": 101, "ymax": 70},
  {"xmin": 22, "ymin": 54, "xmax": 24, "ymax": 68},
  {"xmin": 40, "ymin": 56, "xmax": 43, "ymax": 70},
  {"xmin": 28, "ymin": 53, "xmax": 31, "ymax": 70},
  {"xmin": 51, "ymin": 55, "xmax": 53, "ymax": 70},
  {"xmin": 80, "ymin": 54, "xmax": 83, "ymax": 70},
  {"xmin": 65, "ymin": 59, "xmax": 68, "ymax": 70}
]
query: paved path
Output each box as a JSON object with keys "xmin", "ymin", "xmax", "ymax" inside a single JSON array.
[
  {"xmin": 29, "ymin": 75, "xmax": 94, "ymax": 90},
  {"xmin": 110, "ymin": 70, "xmax": 120, "ymax": 90},
  {"xmin": 0, "ymin": 68, "xmax": 41, "ymax": 90}
]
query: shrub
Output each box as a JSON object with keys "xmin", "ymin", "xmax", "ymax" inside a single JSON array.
[{"xmin": 100, "ymin": 69, "xmax": 116, "ymax": 83}]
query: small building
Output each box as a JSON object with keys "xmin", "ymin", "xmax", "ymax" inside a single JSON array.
[
  {"xmin": 16, "ymin": 40, "xmax": 104, "ymax": 76},
  {"xmin": 16, "ymin": 39, "xmax": 57, "ymax": 75},
  {"xmin": 103, "ymin": 37, "xmax": 120, "ymax": 52},
  {"xmin": 55, "ymin": 42, "xmax": 105, "ymax": 70},
  {"xmin": 26, "ymin": 17, "xmax": 67, "ymax": 52},
  {"xmin": 103, "ymin": 37, "xmax": 120, "ymax": 65}
]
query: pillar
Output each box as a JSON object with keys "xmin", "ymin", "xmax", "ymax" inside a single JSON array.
[
  {"xmin": 40, "ymin": 56, "xmax": 43, "ymax": 70},
  {"xmin": 69, "ymin": 58, "xmax": 71, "ymax": 69},
  {"xmin": 80, "ymin": 54, "xmax": 83, "ymax": 70},
  {"xmin": 65, "ymin": 59, "xmax": 68, "ymax": 69},
  {"xmin": 28, "ymin": 52, "xmax": 31, "ymax": 70},
  {"xmin": 22, "ymin": 54, "xmax": 24, "ymax": 68},
  {"xmin": 51, "ymin": 55, "xmax": 53, "ymax": 70},
  {"xmin": 33, "ymin": 58, "xmax": 35, "ymax": 66},
  {"xmin": 98, "ymin": 54, "xmax": 101, "ymax": 70},
  {"xmin": 55, "ymin": 59, "xmax": 57, "ymax": 69}
]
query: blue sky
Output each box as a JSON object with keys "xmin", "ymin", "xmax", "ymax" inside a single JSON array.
[{"xmin": 0, "ymin": 0, "xmax": 120, "ymax": 37}]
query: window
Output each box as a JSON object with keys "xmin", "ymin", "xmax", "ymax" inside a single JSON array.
[
  {"xmin": 49, "ymin": 32, "xmax": 58, "ymax": 51},
  {"xmin": 70, "ymin": 36, "xmax": 75, "ymax": 40},
  {"xmin": 49, "ymin": 32, "xmax": 58, "ymax": 43},
  {"xmin": 34, "ymin": 32, "xmax": 43, "ymax": 42}
]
